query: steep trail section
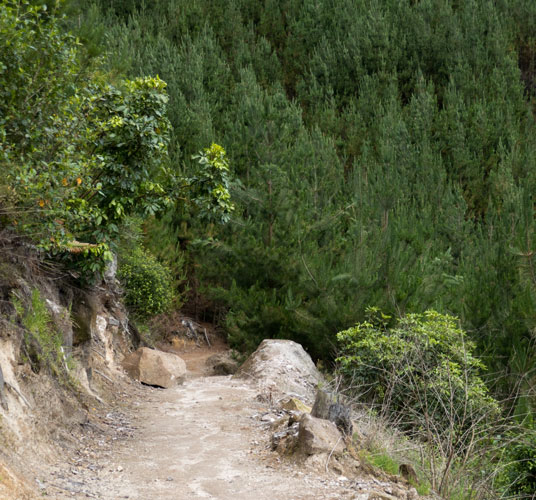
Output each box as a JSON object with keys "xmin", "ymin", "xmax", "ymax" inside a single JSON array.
[
  {"xmin": 112, "ymin": 376, "xmax": 353, "ymax": 500},
  {"xmin": 36, "ymin": 343, "xmax": 355, "ymax": 500}
]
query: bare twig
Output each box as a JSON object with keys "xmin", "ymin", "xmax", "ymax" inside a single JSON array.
[
  {"xmin": 5, "ymin": 382, "xmax": 32, "ymax": 409},
  {"xmin": 325, "ymin": 436, "xmax": 343, "ymax": 474}
]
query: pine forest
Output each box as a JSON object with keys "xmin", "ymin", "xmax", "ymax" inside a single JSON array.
[{"xmin": 2, "ymin": 0, "xmax": 536, "ymax": 497}]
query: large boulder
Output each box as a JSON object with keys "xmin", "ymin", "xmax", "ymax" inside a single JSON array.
[
  {"xmin": 234, "ymin": 339, "xmax": 324, "ymax": 401},
  {"xmin": 122, "ymin": 347, "xmax": 186, "ymax": 388},
  {"xmin": 296, "ymin": 413, "xmax": 345, "ymax": 456}
]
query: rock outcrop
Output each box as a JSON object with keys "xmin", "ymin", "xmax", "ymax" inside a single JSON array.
[
  {"xmin": 122, "ymin": 347, "xmax": 186, "ymax": 388},
  {"xmin": 311, "ymin": 389, "xmax": 353, "ymax": 436},
  {"xmin": 234, "ymin": 339, "xmax": 324, "ymax": 401}
]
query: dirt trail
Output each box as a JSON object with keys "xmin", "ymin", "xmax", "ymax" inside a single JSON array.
[{"xmin": 37, "ymin": 345, "xmax": 357, "ymax": 500}]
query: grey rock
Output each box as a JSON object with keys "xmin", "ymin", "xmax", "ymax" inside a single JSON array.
[
  {"xmin": 406, "ymin": 488, "xmax": 419, "ymax": 500},
  {"xmin": 0, "ymin": 364, "xmax": 8, "ymax": 411},
  {"xmin": 399, "ymin": 463, "xmax": 418, "ymax": 485},
  {"xmin": 205, "ymin": 353, "xmax": 239, "ymax": 375},
  {"xmin": 272, "ymin": 422, "xmax": 300, "ymax": 453},
  {"xmin": 311, "ymin": 389, "xmax": 338, "ymax": 419},
  {"xmin": 103, "ymin": 253, "xmax": 118, "ymax": 284},
  {"xmin": 328, "ymin": 403, "xmax": 353, "ymax": 436},
  {"xmin": 367, "ymin": 491, "xmax": 399, "ymax": 500},
  {"xmin": 234, "ymin": 339, "xmax": 324, "ymax": 401},
  {"xmin": 108, "ymin": 317, "xmax": 120, "ymax": 327},
  {"xmin": 312, "ymin": 389, "xmax": 353, "ymax": 435}
]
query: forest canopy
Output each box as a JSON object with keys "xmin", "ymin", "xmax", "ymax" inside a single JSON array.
[
  {"xmin": 77, "ymin": 0, "xmax": 536, "ymax": 395},
  {"xmin": 2, "ymin": 0, "xmax": 536, "ymax": 402}
]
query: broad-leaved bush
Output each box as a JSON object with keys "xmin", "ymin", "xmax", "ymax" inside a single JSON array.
[
  {"xmin": 0, "ymin": 1, "xmax": 233, "ymax": 277},
  {"xmin": 118, "ymin": 248, "xmax": 174, "ymax": 319},
  {"xmin": 336, "ymin": 309, "xmax": 499, "ymax": 442},
  {"xmin": 190, "ymin": 143, "xmax": 235, "ymax": 224}
]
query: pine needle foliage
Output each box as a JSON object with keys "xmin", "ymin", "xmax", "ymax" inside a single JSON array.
[{"xmin": 80, "ymin": 0, "xmax": 536, "ymax": 394}]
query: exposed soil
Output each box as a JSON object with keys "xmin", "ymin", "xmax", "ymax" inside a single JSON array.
[
  {"xmin": 2, "ymin": 335, "xmax": 416, "ymax": 500},
  {"xmin": 7, "ymin": 340, "xmax": 365, "ymax": 500}
]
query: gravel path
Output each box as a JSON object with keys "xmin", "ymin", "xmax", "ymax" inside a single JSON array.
[
  {"xmin": 37, "ymin": 354, "xmax": 358, "ymax": 500},
  {"xmin": 108, "ymin": 376, "xmax": 354, "ymax": 499}
]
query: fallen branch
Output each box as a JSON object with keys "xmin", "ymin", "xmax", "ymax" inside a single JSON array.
[
  {"xmin": 91, "ymin": 346, "xmax": 106, "ymax": 360},
  {"xmin": 325, "ymin": 435, "xmax": 343, "ymax": 473},
  {"xmin": 204, "ymin": 328, "xmax": 211, "ymax": 347}
]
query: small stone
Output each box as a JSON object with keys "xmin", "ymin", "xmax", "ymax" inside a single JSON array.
[
  {"xmin": 281, "ymin": 397, "xmax": 312, "ymax": 413},
  {"xmin": 399, "ymin": 463, "xmax": 418, "ymax": 484},
  {"xmin": 206, "ymin": 353, "xmax": 239, "ymax": 375},
  {"xmin": 367, "ymin": 490, "xmax": 398, "ymax": 500},
  {"xmin": 117, "ymin": 466, "xmax": 123, "ymax": 472}
]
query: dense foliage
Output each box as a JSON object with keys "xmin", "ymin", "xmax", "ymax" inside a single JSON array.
[
  {"xmin": 336, "ymin": 307, "xmax": 501, "ymax": 493},
  {"xmin": 0, "ymin": 0, "xmax": 234, "ymax": 278},
  {"xmin": 0, "ymin": 1, "xmax": 175, "ymax": 273},
  {"xmin": 337, "ymin": 309, "xmax": 499, "ymax": 437},
  {"xmin": 80, "ymin": 0, "xmax": 536, "ymax": 395},
  {"xmin": 118, "ymin": 247, "xmax": 175, "ymax": 319},
  {"xmin": 498, "ymin": 422, "xmax": 536, "ymax": 496}
]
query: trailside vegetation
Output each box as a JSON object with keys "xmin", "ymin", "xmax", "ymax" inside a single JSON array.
[
  {"xmin": 118, "ymin": 247, "xmax": 175, "ymax": 319},
  {"xmin": 0, "ymin": 0, "xmax": 233, "ymax": 278},
  {"xmin": 77, "ymin": 2, "xmax": 536, "ymax": 496},
  {"xmin": 337, "ymin": 309, "xmax": 501, "ymax": 497},
  {"xmin": 84, "ymin": 0, "xmax": 536, "ymax": 393}
]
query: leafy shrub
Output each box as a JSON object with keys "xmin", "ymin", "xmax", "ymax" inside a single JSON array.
[
  {"xmin": 189, "ymin": 143, "xmax": 235, "ymax": 224},
  {"xmin": 337, "ymin": 309, "xmax": 499, "ymax": 433},
  {"xmin": 337, "ymin": 309, "xmax": 500, "ymax": 495},
  {"xmin": 0, "ymin": 1, "xmax": 172, "ymax": 275},
  {"xmin": 118, "ymin": 248, "xmax": 174, "ymax": 319},
  {"xmin": 1, "ymin": 3, "xmax": 234, "ymax": 278}
]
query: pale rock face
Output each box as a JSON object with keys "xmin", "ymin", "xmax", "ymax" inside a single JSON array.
[
  {"xmin": 0, "ymin": 339, "xmax": 27, "ymax": 440},
  {"xmin": 93, "ymin": 314, "xmax": 115, "ymax": 365},
  {"xmin": 103, "ymin": 253, "xmax": 118, "ymax": 284},
  {"xmin": 234, "ymin": 339, "xmax": 324, "ymax": 402},
  {"xmin": 122, "ymin": 347, "xmax": 186, "ymax": 388}
]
